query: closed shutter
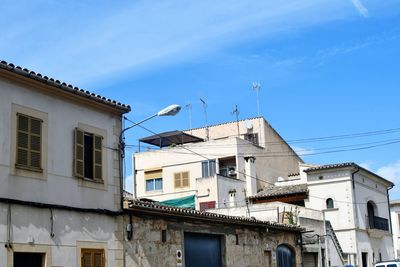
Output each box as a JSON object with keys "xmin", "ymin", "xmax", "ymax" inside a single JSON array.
[
  {"xmin": 81, "ymin": 249, "xmax": 105, "ymax": 267},
  {"xmin": 174, "ymin": 173, "xmax": 181, "ymax": 188},
  {"xmin": 182, "ymin": 171, "xmax": 189, "ymax": 187},
  {"xmin": 16, "ymin": 114, "xmax": 42, "ymax": 170},
  {"xmin": 74, "ymin": 128, "xmax": 84, "ymax": 178},
  {"xmin": 145, "ymin": 169, "xmax": 162, "ymax": 179},
  {"xmin": 93, "ymin": 134, "xmax": 103, "ymax": 180},
  {"xmin": 303, "ymin": 253, "xmax": 318, "ymax": 267}
]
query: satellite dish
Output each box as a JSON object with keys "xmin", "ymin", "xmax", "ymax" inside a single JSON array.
[{"xmin": 245, "ymin": 121, "xmax": 253, "ymax": 130}]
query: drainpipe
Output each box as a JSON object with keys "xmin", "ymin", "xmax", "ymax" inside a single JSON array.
[
  {"xmin": 387, "ymin": 184, "xmax": 394, "ymax": 258},
  {"xmin": 351, "ymin": 167, "xmax": 360, "ymax": 265}
]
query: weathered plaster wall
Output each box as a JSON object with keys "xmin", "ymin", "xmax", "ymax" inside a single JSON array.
[{"xmin": 124, "ymin": 214, "xmax": 302, "ymax": 267}]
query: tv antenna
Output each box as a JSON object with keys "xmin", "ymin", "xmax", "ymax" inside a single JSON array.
[
  {"xmin": 185, "ymin": 103, "xmax": 192, "ymax": 134},
  {"xmin": 252, "ymin": 82, "xmax": 261, "ymax": 117},
  {"xmin": 199, "ymin": 98, "xmax": 209, "ymax": 140},
  {"xmin": 231, "ymin": 104, "xmax": 240, "ymax": 136}
]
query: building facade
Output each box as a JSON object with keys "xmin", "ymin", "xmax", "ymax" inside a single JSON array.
[
  {"xmin": 390, "ymin": 200, "xmax": 400, "ymax": 259},
  {"xmin": 0, "ymin": 60, "xmax": 130, "ymax": 267},
  {"xmin": 133, "ymin": 117, "xmax": 303, "ymax": 210},
  {"xmin": 124, "ymin": 199, "xmax": 303, "ymax": 267}
]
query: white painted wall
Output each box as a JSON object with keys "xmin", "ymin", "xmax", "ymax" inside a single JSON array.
[
  {"xmin": 0, "ymin": 78, "xmax": 121, "ymax": 211},
  {"xmin": 390, "ymin": 202, "xmax": 400, "ymax": 258}
]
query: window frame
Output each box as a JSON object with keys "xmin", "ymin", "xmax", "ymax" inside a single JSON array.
[
  {"xmin": 74, "ymin": 127, "xmax": 103, "ymax": 182},
  {"xmin": 201, "ymin": 160, "xmax": 216, "ymax": 178},
  {"xmin": 326, "ymin": 198, "xmax": 334, "ymax": 209},
  {"xmin": 15, "ymin": 113, "xmax": 43, "ymax": 172},
  {"xmin": 174, "ymin": 171, "xmax": 190, "ymax": 189},
  {"xmin": 81, "ymin": 248, "xmax": 105, "ymax": 267},
  {"xmin": 146, "ymin": 177, "xmax": 163, "ymax": 192}
]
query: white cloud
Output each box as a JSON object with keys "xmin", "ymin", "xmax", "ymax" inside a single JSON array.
[
  {"xmin": 377, "ymin": 160, "xmax": 400, "ymax": 199},
  {"xmin": 0, "ymin": 1, "xmax": 360, "ymax": 87},
  {"xmin": 291, "ymin": 146, "xmax": 315, "ymax": 156},
  {"xmin": 351, "ymin": 0, "xmax": 369, "ymax": 18}
]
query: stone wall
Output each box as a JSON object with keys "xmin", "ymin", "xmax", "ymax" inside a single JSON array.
[{"xmin": 124, "ymin": 214, "xmax": 302, "ymax": 267}]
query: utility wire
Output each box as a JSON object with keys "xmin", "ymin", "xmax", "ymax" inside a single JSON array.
[{"xmin": 123, "ymin": 117, "xmax": 393, "ymax": 206}]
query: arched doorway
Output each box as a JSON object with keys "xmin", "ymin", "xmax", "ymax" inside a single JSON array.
[
  {"xmin": 277, "ymin": 244, "xmax": 295, "ymax": 267},
  {"xmin": 367, "ymin": 201, "xmax": 376, "ymax": 229}
]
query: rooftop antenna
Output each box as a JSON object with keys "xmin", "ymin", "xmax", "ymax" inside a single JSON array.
[
  {"xmin": 231, "ymin": 104, "xmax": 240, "ymax": 137},
  {"xmin": 252, "ymin": 82, "xmax": 261, "ymax": 117},
  {"xmin": 200, "ymin": 98, "xmax": 209, "ymax": 140},
  {"xmin": 185, "ymin": 103, "xmax": 192, "ymax": 134}
]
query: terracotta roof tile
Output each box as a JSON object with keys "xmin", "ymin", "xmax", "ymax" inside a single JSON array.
[
  {"xmin": 250, "ymin": 184, "xmax": 308, "ymax": 200},
  {"xmin": 0, "ymin": 59, "xmax": 130, "ymax": 113}
]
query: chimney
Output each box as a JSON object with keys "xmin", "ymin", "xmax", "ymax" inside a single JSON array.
[{"xmin": 244, "ymin": 156, "xmax": 256, "ymax": 197}]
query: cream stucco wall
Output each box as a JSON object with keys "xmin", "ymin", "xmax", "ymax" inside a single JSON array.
[
  {"xmin": 0, "ymin": 77, "xmax": 122, "ymax": 211},
  {"xmin": 390, "ymin": 202, "xmax": 400, "ymax": 258}
]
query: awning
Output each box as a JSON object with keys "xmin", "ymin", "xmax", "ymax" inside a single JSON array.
[
  {"xmin": 139, "ymin": 130, "xmax": 203, "ymax": 147},
  {"xmin": 159, "ymin": 195, "xmax": 196, "ymax": 209}
]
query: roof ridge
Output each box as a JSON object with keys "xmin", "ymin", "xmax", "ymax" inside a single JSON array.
[{"xmin": 0, "ymin": 59, "xmax": 130, "ymax": 113}]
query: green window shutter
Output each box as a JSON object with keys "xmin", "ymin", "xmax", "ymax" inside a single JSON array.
[
  {"xmin": 16, "ymin": 114, "xmax": 42, "ymax": 170},
  {"xmin": 74, "ymin": 128, "xmax": 84, "ymax": 178},
  {"xmin": 93, "ymin": 134, "xmax": 103, "ymax": 180},
  {"xmin": 29, "ymin": 117, "xmax": 42, "ymax": 168}
]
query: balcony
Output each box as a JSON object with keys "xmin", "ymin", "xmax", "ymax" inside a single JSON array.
[
  {"xmin": 367, "ymin": 216, "xmax": 390, "ymax": 238},
  {"xmin": 368, "ymin": 216, "xmax": 389, "ymax": 231}
]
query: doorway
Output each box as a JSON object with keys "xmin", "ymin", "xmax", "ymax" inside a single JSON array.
[{"xmin": 14, "ymin": 252, "xmax": 44, "ymax": 267}]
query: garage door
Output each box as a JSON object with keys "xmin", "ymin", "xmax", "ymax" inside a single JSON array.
[
  {"xmin": 304, "ymin": 253, "xmax": 318, "ymax": 267},
  {"xmin": 184, "ymin": 232, "xmax": 222, "ymax": 267}
]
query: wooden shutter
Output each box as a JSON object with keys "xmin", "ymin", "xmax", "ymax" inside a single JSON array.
[
  {"xmin": 182, "ymin": 171, "xmax": 189, "ymax": 187},
  {"xmin": 74, "ymin": 128, "xmax": 84, "ymax": 178},
  {"xmin": 16, "ymin": 114, "xmax": 42, "ymax": 170},
  {"xmin": 81, "ymin": 249, "xmax": 104, "ymax": 267},
  {"xmin": 174, "ymin": 173, "xmax": 181, "ymax": 188},
  {"xmin": 93, "ymin": 134, "xmax": 103, "ymax": 180},
  {"xmin": 30, "ymin": 117, "xmax": 41, "ymax": 168}
]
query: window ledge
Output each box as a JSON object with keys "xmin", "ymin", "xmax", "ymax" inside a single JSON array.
[
  {"xmin": 83, "ymin": 178, "xmax": 104, "ymax": 184},
  {"xmin": 324, "ymin": 208, "xmax": 339, "ymax": 212},
  {"xmin": 145, "ymin": 190, "xmax": 163, "ymax": 195},
  {"xmin": 15, "ymin": 164, "xmax": 43, "ymax": 173}
]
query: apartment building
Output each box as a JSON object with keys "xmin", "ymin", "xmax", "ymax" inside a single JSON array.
[{"xmin": 133, "ymin": 117, "xmax": 303, "ymax": 210}]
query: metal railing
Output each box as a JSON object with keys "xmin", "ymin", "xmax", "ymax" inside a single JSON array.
[{"xmin": 368, "ymin": 215, "xmax": 389, "ymax": 231}]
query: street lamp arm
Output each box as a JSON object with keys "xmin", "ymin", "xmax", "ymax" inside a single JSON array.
[{"xmin": 119, "ymin": 113, "xmax": 158, "ymax": 145}]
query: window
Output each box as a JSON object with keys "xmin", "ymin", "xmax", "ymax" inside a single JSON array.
[
  {"xmin": 174, "ymin": 171, "xmax": 190, "ymax": 189},
  {"xmin": 201, "ymin": 160, "xmax": 216, "ymax": 178},
  {"xmin": 145, "ymin": 169, "xmax": 163, "ymax": 192},
  {"xmin": 244, "ymin": 133, "xmax": 259, "ymax": 145},
  {"xmin": 326, "ymin": 198, "xmax": 334, "ymax": 209},
  {"xmin": 81, "ymin": 249, "xmax": 105, "ymax": 267},
  {"xmin": 199, "ymin": 201, "xmax": 216, "ymax": 211},
  {"xmin": 16, "ymin": 113, "xmax": 42, "ymax": 171},
  {"xmin": 74, "ymin": 128, "xmax": 103, "ymax": 180}
]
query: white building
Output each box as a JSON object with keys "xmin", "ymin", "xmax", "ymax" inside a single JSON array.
[
  {"xmin": 133, "ymin": 117, "xmax": 303, "ymax": 210},
  {"xmin": 248, "ymin": 162, "xmax": 394, "ymax": 267},
  {"xmin": 390, "ymin": 200, "xmax": 400, "ymax": 259},
  {"xmin": 0, "ymin": 60, "xmax": 130, "ymax": 267}
]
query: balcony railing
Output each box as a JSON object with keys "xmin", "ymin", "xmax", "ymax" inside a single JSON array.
[{"xmin": 368, "ymin": 216, "xmax": 389, "ymax": 231}]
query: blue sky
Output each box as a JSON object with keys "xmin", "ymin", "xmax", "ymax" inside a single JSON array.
[{"xmin": 1, "ymin": 1, "xmax": 400, "ymax": 197}]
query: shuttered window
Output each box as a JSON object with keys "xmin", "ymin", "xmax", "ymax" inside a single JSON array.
[
  {"xmin": 16, "ymin": 113, "xmax": 42, "ymax": 171},
  {"xmin": 74, "ymin": 128, "xmax": 103, "ymax": 180},
  {"xmin": 174, "ymin": 171, "xmax": 190, "ymax": 189},
  {"xmin": 81, "ymin": 249, "xmax": 105, "ymax": 267}
]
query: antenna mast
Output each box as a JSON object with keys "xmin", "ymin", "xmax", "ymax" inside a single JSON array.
[
  {"xmin": 252, "ymin": 82, "xmax": 261, "ymax": 117},
  {"xmin": 185, "ymin": 103, "xmax": 192, "ymax": 134},
  {"xmin": 200, "ymin": 98, "xmax": 209, "ymax": 140},
  {"xmin": 231, "ymin": 104, "xmax": 240, "ymax": 137}
]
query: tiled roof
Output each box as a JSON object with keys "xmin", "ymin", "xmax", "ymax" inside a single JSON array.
[
  {"xmin": 0, "ymin": 59, "xmax": 130, "ymax": 113},
  {"xmin": 304, "ymin": 162, "xmax": 355, "ymax": 172},
  {"xmin": 249, "ymin": 184, "xmax": 308, "ymax": 200},
  {"xmin": 127, "ymin": 199, "xmax": 302, "ymax": 231},
  {"xmin": 304, "ymin": 162, "xmax": 394, "ymax": 186}
]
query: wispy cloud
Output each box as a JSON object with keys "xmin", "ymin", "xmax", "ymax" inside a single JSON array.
[
  {"xmin": 0, "ymin": 1, "xmax": 362, "ymax": 87},
  {"xmin": 377, "ymin": 160, "xmax": 400, "ymax": 199},
  {"xmin": 292, "ymin": 146, "xmax": 316, "ymax": 156},
  {"xmin": 352, "ymin": 0, "xmax": 369, "ymax": 18}
]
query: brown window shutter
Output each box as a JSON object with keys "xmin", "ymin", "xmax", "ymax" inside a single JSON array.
[
  {"xmin": 182, "ymin": 171, "xmax": 189, "ymax": 187},
  {"xmin": 74, "ymin": 128, "xmax": 84, "ymax": 178},
  {"xmin": 16, "ymin": 114, "xmax": 42, "ymax": 170},
  {"xmin": 93, "ymin": 134, "xmax": 103, "ymax": 180},
  {"xmin": 29, "ymin": 117, "xmax": 42, "ymax": 168},
  {"xmin": 174, "ymin": 173, "xmax": 181, "ymax": 188}
]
